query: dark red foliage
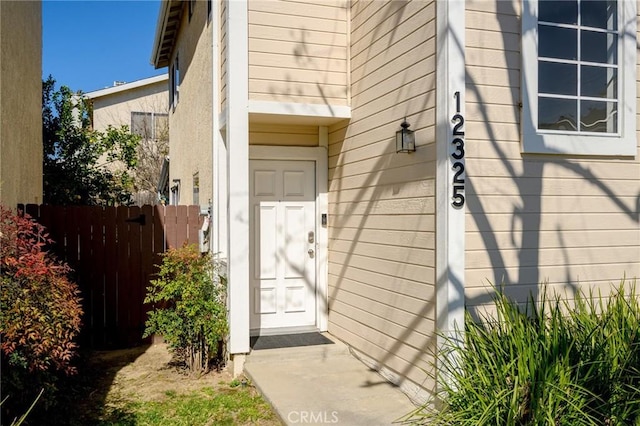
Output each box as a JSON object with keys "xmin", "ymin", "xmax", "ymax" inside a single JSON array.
[{"xmin": 0, "ymin": 206, "xmax": 83, "ymax": 375}]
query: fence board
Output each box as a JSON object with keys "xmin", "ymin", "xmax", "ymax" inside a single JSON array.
[
  {"xmin": 116, "ymin": 206, "xmax": 130, "ymax": 347},
  {"xmin": 164, "ymin": 205, "xmax": 178, "ymax": 249},
  {"xmin": 128, "ymin": 205, "xmax": 142, "ymax": 346},
  {"xmin": 141, "ymin": 205, "xmax": 154, "ymax": 341},
  {"xmin": 187, "ymin": 205, "xmax": 200, "ymax": 246},
  {"xmin": 20, "ymin": 204, "xmax": 205, "ymax": 349},
  {"xmin": 176, "ymin": 205, "xmax": 189, "ymax": 247},
  {"xmin": 90, "ymin": 206, "xmax": 106, "ymax": 347},
  {"xmin": 104, "ymin": 206, "xmax": 118, "ymax": 347}
]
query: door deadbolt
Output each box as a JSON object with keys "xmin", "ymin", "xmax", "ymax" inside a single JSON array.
[{"xmin": 308, "ymin": 231, "xmax": 315, "ymax": 244}]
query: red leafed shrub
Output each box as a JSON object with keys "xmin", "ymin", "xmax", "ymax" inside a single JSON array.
[{"xmin": 0, "ymin": 206, "xmax": 83, "ymax": 414}]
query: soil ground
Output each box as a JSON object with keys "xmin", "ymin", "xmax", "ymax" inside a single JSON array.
[{"xmin": 52, "ymin": 343, "xmax": 281, "ymax": 425}]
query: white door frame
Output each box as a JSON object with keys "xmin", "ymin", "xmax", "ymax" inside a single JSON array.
[{"xmin": 249, "ymin": 145, "xmax": 329, "ymax": 333}]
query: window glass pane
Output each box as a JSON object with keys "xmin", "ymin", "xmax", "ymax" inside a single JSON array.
[
  {"xmin": 539, "ymin": 98, "xmax": 578, "ymax": 131},
  {"xmin": 154, "ymin": 114, "xmax": 169, "ymax": 140},
  {"xmin": 580, "ymin": 100, "xmax": 617, "ymax": 132},
  {"xmin": 581, "ymin": 31, "xmax": 617, "ymax": 64},
  {"xmin": 539, "ymin": 62, "xmax": 577, "ymax": 95},
  {"xmin": 581, "ymin": 0, "xmax": 617, "ymax": 30},
  {"xmin": 539, "ymin": 0, "xmax": 577, "ymax": 24},
  {"xmin": 581, "ymin": 65, "xmax": 617, "ymax": 98},
  {"xmin": 131, "ymin": 112, "xmax": 152, "ymax": 137},
  {"xmin": 539, "ymin": 26, "xmax": 577, "ymax": 60}
]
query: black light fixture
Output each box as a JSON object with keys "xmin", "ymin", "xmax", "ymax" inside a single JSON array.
[{"xmin": 396, "ymin": 118, "xmax": 416, "ymax": 153}]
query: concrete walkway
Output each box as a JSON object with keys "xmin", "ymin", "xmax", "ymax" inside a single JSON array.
[{"xmin": 244, "ymin": 334, "xmax": 418, "ymax": 425}]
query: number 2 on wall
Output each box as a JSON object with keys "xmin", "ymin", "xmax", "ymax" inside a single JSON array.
[{"xmin": 451, "ymin": 92, "xmax": 465, "ymax": 208}]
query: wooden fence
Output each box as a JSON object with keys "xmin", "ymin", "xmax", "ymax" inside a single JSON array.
[{"xmin": 19, "ymin": 204, "xmax": 204, "ymax": 349}]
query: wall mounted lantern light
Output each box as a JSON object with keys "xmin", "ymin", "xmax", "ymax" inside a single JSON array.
[{"xmin": 396, "ymin": 118, "xmax": 416, "ymax": 153}]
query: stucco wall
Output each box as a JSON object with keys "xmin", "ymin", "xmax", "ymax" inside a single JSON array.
[
  {"xmin": 247, "ymin": 0, "xmax": 348, "ymax": 106},
  {"xmin": 327, "ymin": 0, "xmax": 437, "ymax": 402},
  {"xmin": 0, "ymin": 1, "xmax": 43, "ymax": 208},
  {"xmin": 219, "ymin": 0, "xmax": 227, "ymax": 114},
  {"xmin": 464, "ymin": 0, "xmax": 640, "ymax": 307},
  {"xmin": 169, "ymin": 1, "xmax": 213, "ymax": 207},
  {"xmin": 90, "ymin": 79, "xmax": 168, "ymax": 132}
]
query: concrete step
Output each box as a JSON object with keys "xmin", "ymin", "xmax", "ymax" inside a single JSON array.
[{"xmin": 246, "ymin": 333, "xmax": 351, "ymax": 364}]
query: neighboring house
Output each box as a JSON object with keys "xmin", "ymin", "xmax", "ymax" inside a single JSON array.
[
  {"xmin": 0, "ymin": 1, "xmax": 43, "ymax": 209},
  {"xmin": 152, "ymin": 0, "xmax": 213, "ymax": 208},
  {"xmin": 85, "ymin": 75, "xmax": 170, "ymax": 205},
  {"xmin": 152, "ymin": 0, "xmax": 640, "ymax": 402}
]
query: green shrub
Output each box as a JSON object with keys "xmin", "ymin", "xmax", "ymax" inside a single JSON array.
[
  {"xmin": 143, "ymin": 244, "xmax": 228, "ymax": 373},
  {"xmin": 0, "ymin": 206, "xmax": 83, "ymax": 420},
  {"xmin": 405, "ymin": 281, "xmax": 640, "ymax": 425}
]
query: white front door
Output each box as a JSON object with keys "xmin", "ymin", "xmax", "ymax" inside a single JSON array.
[{"xmin": 249, "ymin": 160, "xmax": 317, "ymax": 332}]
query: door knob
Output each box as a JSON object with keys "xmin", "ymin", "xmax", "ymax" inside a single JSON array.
[{"xmin": 308, "ymin": 248, "xmax": 315, "ymax": 258}]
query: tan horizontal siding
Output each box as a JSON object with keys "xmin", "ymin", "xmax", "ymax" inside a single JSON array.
[
  {"xmin": 329, "ymin": 162, "xmax": 437, "ymax": 192},
  {"xmin": 248, "ymin": 123, "xmax": 318, "ymax": 146},
  {"xmin": 465, "ymin": 280, "xmax": 638, "ymax": 308},
  {"xmin": 331, "ymin": 196, "xmax": 434, "ymax": 216},
  {"xmin": 466, "ymin": 213, "xmax": 638, "ymax": 232},
  {"xmin": 331, "ymin": 239, "xmax": 434, "ymax": 266},
  {"xmin": 328, "ymin": 0, "xmax": 437, "ymax": 397},
  {"xmin": 328, "ymin": 179, "xmax": 436, "ymax": 203},
  {"xmin": 249, "ymin": 81, "xmax": 347, "ymax": 100},
  {"xmin": 328, "ymin": 256, "xmax": 434, "ymax": 300},
  {"xmin": 467, "ymin": 159, "xmax": 640, "ymax": 180},
  {"xmin": 330, "ymin": 284, "xmax": 435, "ymax": 326},
  {"xmin": 249, "ymin": 24, "xmax": 348, "ymax": 46},
  {"xmin": 465, "ymin": 195, "xmax": 639, "ymax": 214},
  {"xmin": 350, "ymin": 1, "xmax": 434, "ymax": 72},
  {"xmin": 467, "ymin": 229, "xmax": 640, "ymax": 251},
  {"xmin": 247, "ymin": 0, "xmax": 348, "ymax": 105},
  {"xmin": 328, "ymin": 121, "xmax": 435, "ymax": 158},
  {"xmin": 464, "ymin": 1, "xmax": 640, "ymax": 309},
  {"xmin": 329, "ymin": 310, "xmax": 434, "ymax": 388},
  {"xmin": 466, "ymin": 263, "xmax": 639, "ymax": 291},
  {"xmin": 467, "ymin": 246, "xmax": 638, "ymax": 270},
  {"xmin": 331, "ymin": 229, "xmax": 434, "ymax": 251},
  {"xmin": 329, "ymin": 129, "xmax": 432, "ymax": 164},
  {"xmin": 467, "ymin": 175, "xmax": 640, "ymax": 197}
]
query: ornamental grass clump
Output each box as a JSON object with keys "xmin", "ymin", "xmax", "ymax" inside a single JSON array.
[
  {"xmin": 405, "ymin": 281, "xmax": 640, "ymax": 425},
  {"xmin": 144, "ymin": 244, "xmax": 228, "ymax": 374}
]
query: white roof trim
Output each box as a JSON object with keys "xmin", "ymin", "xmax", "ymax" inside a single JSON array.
[{"xmin": 85, "ymin": 74, "xmax": 168, "ymax": 99}]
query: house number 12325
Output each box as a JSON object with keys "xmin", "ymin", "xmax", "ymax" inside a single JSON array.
[{"xmin": 451, "ymin": 91, "xmax": 465, "ymax": 208}]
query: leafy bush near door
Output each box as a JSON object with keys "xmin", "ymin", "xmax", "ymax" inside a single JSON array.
[
  {"xmin": 144, "ymin": 244, "xmax": 228, "ymax": 374},
  {"xmin": 0, "ymin": 206, "xmax": 83, "ymax": 420},
  {"xmin": 405, "ymin": 281, "xmax": 640, "ymax": 425}
]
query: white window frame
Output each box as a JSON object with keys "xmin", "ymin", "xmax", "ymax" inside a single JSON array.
[
  {"xmin": 170, "ymin": 55, "xmax": 180, "ymax": 110},
  {"xmin": 522, "ymin": 0, "xmax": 636, "ymax": 156},
  {"xmin": 131, "ymin": 111, "xmax": 168, "ymax": 140}
]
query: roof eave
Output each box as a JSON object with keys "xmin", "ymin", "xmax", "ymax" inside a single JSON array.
[{"xmin": 151, "ymin": 0, "xmax": 183, "ymax": 69}]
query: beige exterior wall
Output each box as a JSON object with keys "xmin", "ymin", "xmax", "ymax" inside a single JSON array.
[
  {"xmin": 327, "ymin": 0, "xmax": 437, "ymax": 400},
  {"xmin": 0, "ymin": 1, "xmax": 43, "ymax": 208},
  {"xmin": 89, "ymin": 79, "xmax": 168, "ymax": 132},
  {"xmin": 464, "ymin": 0, "xmax": 640, "ymax": 307},
  {"xmin": 219, "ymin": 0, "xmax": 227, "ymax": 114},
  {"xmin": 247, "ymin": 0, "xmax": 349, "ymax": 106},
  {"xmin": 169, "ymin": 1, "xmax": 213, "ymax": 207}
]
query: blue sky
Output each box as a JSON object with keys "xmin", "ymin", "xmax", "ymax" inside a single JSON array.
[{"xmin": 43, "ymin": 1, "xmax": 167, "ymax": 93}]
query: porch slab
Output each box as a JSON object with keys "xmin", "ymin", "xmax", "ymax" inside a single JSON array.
[{"xmin": 244, "ymin": 333, "xmax": 417, "ymax": 425}]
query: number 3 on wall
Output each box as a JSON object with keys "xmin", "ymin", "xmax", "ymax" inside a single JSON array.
[{"xmin": 451, "ymin": 92, "xmax": 465, "ymax": 208}]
